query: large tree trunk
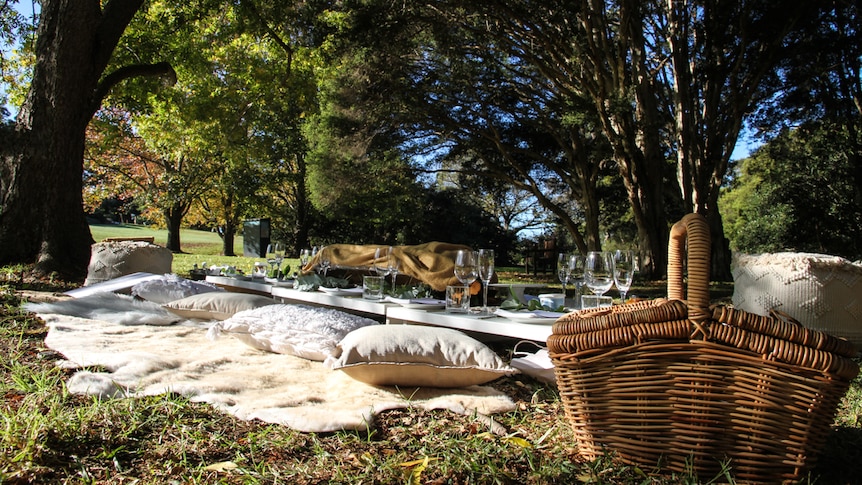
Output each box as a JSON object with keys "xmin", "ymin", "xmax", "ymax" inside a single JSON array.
[
  {"xmin": 163, "ymin": 204, "xmax": 186, "ymax": 253},
  {"xmin": 0, "ymin": 0, "xmax": 148, "ymax": 280}
]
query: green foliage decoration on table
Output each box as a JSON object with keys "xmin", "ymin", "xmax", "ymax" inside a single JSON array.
[
  {"xmin": 498, "ymin": 285, "xmax": 565, "ymax": 312},
  {"xmin": 294, "ymin": 273, "xmax": 351, "ymax": 291},
  {"xmin": 389, "ymin": 284, "xmax": 432, "ymax": 299}
]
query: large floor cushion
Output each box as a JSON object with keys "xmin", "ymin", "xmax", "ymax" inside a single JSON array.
[
  {"xmin": 85, "ymin": 241, "xmax": 173, "ymax": 286},
  {"xmin": 732, "ymin": 252, "xmax": 862, "ymax": 348}
]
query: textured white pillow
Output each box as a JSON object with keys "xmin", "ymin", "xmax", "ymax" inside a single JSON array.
[
  {"xmin": 132, "ymin": 274, "xmax": 223, "ymax": 304},
  {"xmin": 326, "ymin": 324, "xmax": 517, "ymax": 387},
  {"xmin": 163, "ymin": 292, "xmax": 275, "ymax": 320},
  {"xmin": 207, "ymin": 304, "xmax": 379, "ymax": 361}
]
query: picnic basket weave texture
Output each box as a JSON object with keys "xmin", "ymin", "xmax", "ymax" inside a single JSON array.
[{"xmin": 547, "ymin": 213, "xmax": 859, "ymax": 484}]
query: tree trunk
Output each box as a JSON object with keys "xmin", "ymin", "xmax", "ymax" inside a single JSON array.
[
  {"xmin": 292, "ymin": 153, "xmax": 311, "ymax": 253},
  {"xmin": 164, "ymin": 204, "xmax": 186, "ymax": 252},
  {"xmin": 0, "ymin": 0, "xmax": 146, "ymax": 280},
  {"xmin": 222, "ymin": 221, "xmax": 237, "ymax": 256}
]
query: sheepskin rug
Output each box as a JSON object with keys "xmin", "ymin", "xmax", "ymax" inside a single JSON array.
[{"xmin": 32, "ymin": 298, "xmax": 516, "ymax": 433}]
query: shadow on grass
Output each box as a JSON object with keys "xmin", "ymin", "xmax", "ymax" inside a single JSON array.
[{"xmin": 811, "ymin": 425, "xmax": 862, "ymax": 484}]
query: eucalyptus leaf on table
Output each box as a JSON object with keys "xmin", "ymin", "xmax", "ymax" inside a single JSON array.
[
  {"xmin": 500, "ymin": 292, "xmax": 565, "ymax": 313},
  {"xmin": 295, "ymin": 273, "xmax": 350, "ymax": 291}
]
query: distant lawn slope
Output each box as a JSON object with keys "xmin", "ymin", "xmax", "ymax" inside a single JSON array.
[
  {"xmin": 90, "ymin": 224, "xmax": 258, "ymax": 275},
  {"xmin": 90, "ymin": 224, "xmax": 242, "ymax": 255}
]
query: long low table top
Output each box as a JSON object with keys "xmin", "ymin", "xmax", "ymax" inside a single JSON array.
[
  {"xmin": 385, "ymin": 306, "xmax": 553, "ymax": 342},
  {"xmin": 208, "ymin": 276, "xmax": 554, "ymax": 342},
  {"xmin": 270, "ymin": 286, "xmax": 394, "ymax": 317}
]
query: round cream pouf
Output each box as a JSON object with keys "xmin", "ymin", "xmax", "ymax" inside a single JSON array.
[
  {"xmin": 732, "ymin": 252, "xmax": 862, "ymax": 349},
  {"xmin": 84, "ymin": 241, "xmax": 173, "ymax": 286}
]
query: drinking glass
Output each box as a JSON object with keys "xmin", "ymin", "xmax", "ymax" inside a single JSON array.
[
  {"xmin": 477, "ymin": 249, "xmax": 495, "ymax": 315},
  {"xmin": 557, "ymin": 253, "xmax": 572, "ymax": 296},
  {"xmin": 613, "ymin": 249, "xmax": 637, "ymax": 303},
  {"xmin": 299, "ymin": 248, "xmax": 311, "ymax": 270},
  {"xmin": 386, "ymin": 246, "xmax": 400, "ymax": 294},
  {"xmin": 317, "ymin": 247, "xmax": 331, "ymax": 277},
  {"xmin": 568, "ymin": 253, "xmax": 585, "ymax": 308},
  {"xmin": 373, "ymin": 247, "xmax": 391, "ymax": 283},
  {"xmin": 584, "ymin": 251, "xmax": 613, "ymax": 297},
  {"xmin": 454, "ymin": 249, "xmax": 478, "ymax": 287},
  {"xmin": 265, "ymin": 244, "xmax": 278, "ymax": 274},
  {"xmin": 273, "ymin": 243, "xmax": 284, "ymax": 273}
]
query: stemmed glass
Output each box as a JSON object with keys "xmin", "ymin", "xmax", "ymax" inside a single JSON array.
[
  {"xmin": 454, "ymin": 249, "xmax": 478, "ymax": 287},
  {"xmin": 613, "ymin": 249, "xmax": 637, "ymax": 303},
  {"xmin": 299, "ymin": 248, "xmax": 311, "ymax": 271},
  {"xmin": 266, "ymin": 243, "xmax": 279, "ymax": 275},
  {"xmin": 373, "ymin": 247, "xmax": 391, "ymax": 290},
  {"xmin": 568, "ymin": 253, "xmax": 585, "ymax": 308},
  {"xmin": 387, "ymin": 246, "xmax": 400, "ymax": 294},
  {"xmin": 477, "ymin": 249, "xmax": 495, "ymax": 315},
  {"xmin": 557, "ymin": 253, "xmax": 572, "ymax": 296},
  {"xmin": 273, "ymin": 243, "xmax": 284, "ymax": 274},
  {"xmin": 584, "ymin": 251, "xmax": 614, "ymax": 298},
  {"xmin": 317, "ymin": 247, "xmax": 331, "ymax": 277}
]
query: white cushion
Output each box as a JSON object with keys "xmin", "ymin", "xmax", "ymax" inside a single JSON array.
[
  {"xmin": 207, "ymin": 304, "xmax": 379, "ymax": 361},
  {"xmin": 325, "ymin": 324, "xmax": 517, "ymax": 387},
  {"xmin": 131, "ymin": 274, "xmax": 223, "ymax": 304},
  {"xmin": 732, "ymin": 252, "xmax": 862, "ymax": 347},
  {"xmin": 85, "ymin": 241, "xmax": 172, "ymax": 286},
  {"xmin": 163, "ymin": 292, "xmax": 274, "ymax": 320}
]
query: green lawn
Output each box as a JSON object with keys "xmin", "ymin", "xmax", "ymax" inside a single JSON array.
[{"xmin": 90, "ymin": 224, "xmax": 283, "ymax": 277}]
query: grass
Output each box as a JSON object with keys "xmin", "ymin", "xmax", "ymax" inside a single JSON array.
[{"xmin": 1, "ymin": 226, "xmax": 860, "ymax": 483}]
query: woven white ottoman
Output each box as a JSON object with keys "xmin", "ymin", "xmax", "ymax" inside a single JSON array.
[
  {"xmin": 84, "ymin": 240, "xmax": 173, "ymax": 286},
  {"xmin": 732, "ymin": 252, "xmax": 862, "ymax": 349}
]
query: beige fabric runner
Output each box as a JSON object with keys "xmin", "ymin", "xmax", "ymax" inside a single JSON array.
[
  {"xmin": 305, "ymin": 242, "xmax": 476, "ymax": 291},
  {"xmin": 41, "ymin": 312, "xmax": 516, "ymax": 433}
]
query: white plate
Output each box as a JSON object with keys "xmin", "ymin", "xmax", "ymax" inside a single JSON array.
[
  {"xmin": 385, "ymin": 296, "xmax": 446, "ymax": 309},
  {"xmin": 494, "ymin": 308, "xmax": 565, "ymax": 325},
  {"xmin": 319, "ymin": 286, "xmax": 363, "ymax": 296}
]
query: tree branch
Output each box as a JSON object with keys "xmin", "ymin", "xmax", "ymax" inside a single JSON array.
[{"xmin": 94, "ymin": 61, "xmax": 177, "ymax": 106}]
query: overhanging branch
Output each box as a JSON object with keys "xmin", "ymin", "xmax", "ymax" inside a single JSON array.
[{"xmin": 94, "ymin": 62, "xmax": 177, "ymax": 107}]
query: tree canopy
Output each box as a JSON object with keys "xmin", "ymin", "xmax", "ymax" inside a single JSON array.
[{"xmin": 1, "ymin": 0, "xmax": 860, "ymax": 280}]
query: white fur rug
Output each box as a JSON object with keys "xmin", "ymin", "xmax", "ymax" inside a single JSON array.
[{"xmin": 38, "ymin": 310, "xmax": 516, "ymax": 434}]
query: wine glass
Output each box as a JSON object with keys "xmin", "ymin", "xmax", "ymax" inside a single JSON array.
[
  {"xmin": 272, "ymin": 243, "xmax": 284, "ymax": 274},
  {"xmin": 557, "ymin": 253, "xmax": 572, "ymax": 296},
  {"xmin": 387, "ymin": 246, "xmax": 400, "ymax": 294},
  {"xmin": 373, "ymin": 247, "xmax": 391, "ymax": 283},
  {"xmin": 584, "ymin": 251, "xmax": 614, "ymax": 298},
  {"xmin": 568, "ymin": 253, "xmax": 585, "ymax": 308},
  {"xmin": 477, "ymin": 249, "xmax": 495, "ymax": 315},
  {"xmin": 454, "ymin": 249, "xmax": 478, "ymax": 287},
  {"xmin": 317, "ymin": 246, "xmax": 331, "ymax": 277},
  {"xmin": 613, "ymin": 249, "xmax": 637, "ymax": 303},
  {"xmin": 299, "ymin": 248, "xmax": 311, "ymax": 271},
  {"xmin": 265, "ymin": 243, "xmax": 278, "ymax": 275}
]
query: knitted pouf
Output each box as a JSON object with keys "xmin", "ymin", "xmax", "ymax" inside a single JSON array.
[
  {"xmin": 84, "ymin": 241, "xmax": 173, "ymax": 286},
  {"xmin": 732, "ymin": 252, "xmax": 862, "ymax": 349}
]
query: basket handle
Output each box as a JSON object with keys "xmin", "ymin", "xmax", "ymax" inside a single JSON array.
[{"xmin": 667, "ymin": 213, "xmax": 711, "ymax": 311}]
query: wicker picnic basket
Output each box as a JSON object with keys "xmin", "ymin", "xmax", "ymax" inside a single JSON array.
[{"xmin": 547, "ymin": 213, "xmax": 859, "ymax": 483}]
